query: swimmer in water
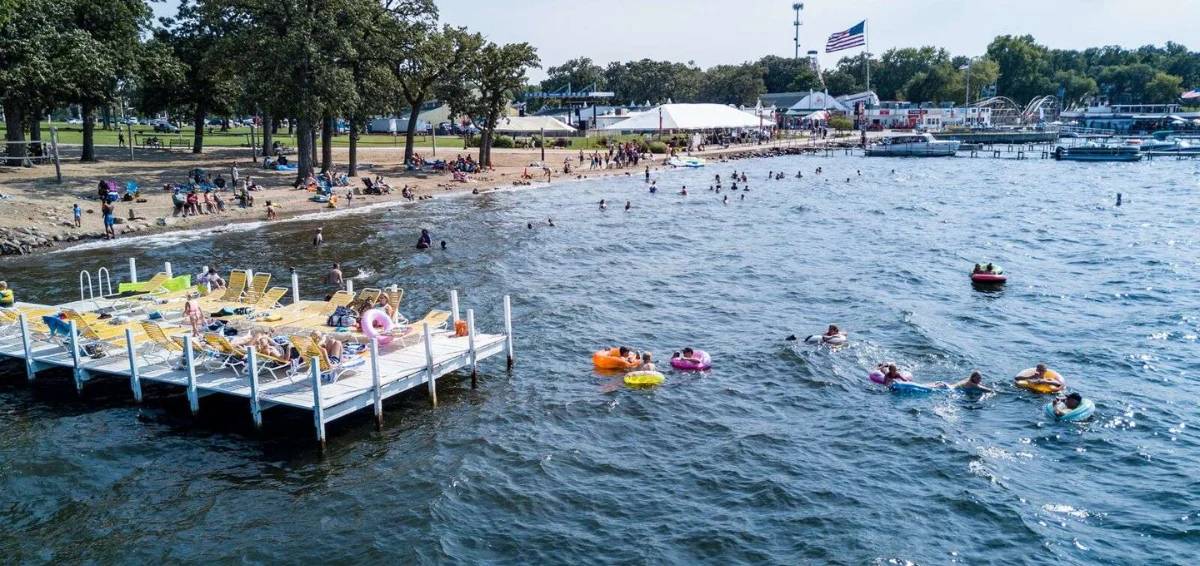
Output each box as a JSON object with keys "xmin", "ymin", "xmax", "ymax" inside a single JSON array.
[
  {"xmin": 877, "ymin": 363, "xmax": 911, "ymax": 386},
  {"xmin": 985, "ymin": 263, "xmax": 994, "ymax": 273},
  {"xmin": 950, "ymin": 371, "xmax": 994, "ymax": 393},
  {"xmin": 635, "ymin": 352, "xmax": 656, "ymax": 372},
  {"xmin": 527, "ymin": 222, "xmax": 533, "ymax": 230},
  {"xmin": 680, "ymin": 186, "xmax": 688, "ymax": 196},
  {"xmin": 548, "ymin": 218, "xmax": 555, "ymax": 226},
  {"xmin": 1051, "ymin": 392, "xmax": 1084, "ymax": 417},
  {"xmin": 740, "ymin": 193, "xmax": 745, "ymax": 200},
  {"xmin": 973, "ymin": 263, "xmax": 983, "ymax": 274},
  {"xmin": 599, "ymin": 199, "xmax": 607, "ymax": 210},
  {"xmin": 645, "ymin": 166, "xmax": 650, "ymax": 182},
  {"xmin": 796, "ymin": 171, "xmax": 802, "ymax": 178},
  {"xmin": 1015, "ymin": 363, "xmax": 1063, "ymax": 389},
  {"xmin": 625, "ymin": 201, "xmax": 631, "ymax": 211},
  {"xmin": 723, "ymin": 195, "xmax": 728, "ymax": 205},
  {"xmin": 823, "ymin": 324, "xmax": 845, "ymax": 339},
  {"xmin": 650, "ymin": 181, "xmax": 657, "ymax": 194}
]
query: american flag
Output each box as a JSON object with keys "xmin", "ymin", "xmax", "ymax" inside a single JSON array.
[{"xmin": 825, "ymin": 20, "xmax": 866, "ymax": 53}]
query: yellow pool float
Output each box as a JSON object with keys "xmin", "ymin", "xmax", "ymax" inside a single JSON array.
[
  {"xmin": 1014, "ymin": 368, "xmax": 1064, "ymax": 394},
  {"xmin": 624, "ymin": 371, "xmax": 665, "ymax": 387}
]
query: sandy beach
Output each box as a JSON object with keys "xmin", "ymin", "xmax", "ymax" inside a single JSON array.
[{"xmin": 0, "ymin": 137, "xmax": 836, "ymax": 256}]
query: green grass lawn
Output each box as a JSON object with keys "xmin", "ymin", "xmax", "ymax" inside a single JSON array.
[{"xmin": 4, "ymin": 122, "xmax": 715, "ymax": 153}]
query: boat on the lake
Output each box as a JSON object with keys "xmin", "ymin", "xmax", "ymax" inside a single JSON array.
[
  {"xmin": 864, "ymin": 133, "xmax": 960, "ymax": 157},
  {"xmin": 1053, "ymin": 143, "xmax": 1143, "ymax": 162}
]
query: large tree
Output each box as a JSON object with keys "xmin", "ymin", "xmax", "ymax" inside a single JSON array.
[
  {"xmin": 698, "ymin": 63, "xmax": 766, "ymax": 106},
  {"xmin": 539, "ymin": 56, "xmax": 605, "ymax": 93},
  {"xmin": 64, "ymin": 0, "xmax": 151, "ymax": 161},
  {"xmin": 986, "ymin": 35, "xmax": 1054, "ymax": 104},
  {"xmin": 758, "ymin": 55, "xmax": 816, "ymax": 93},
  {"xmin": 447, "ymin": 41, "xmax": 539, "ymax": 168},
  {"xmin": 154, "ymin": 0, "xmax": 240, "ymax": 154},
  {"xmin": 0, "ymin": 0, "xmax": 71, "ymax": 165},
  {"xmin": 213, "ymin": 0, "xmax": 357, "ymax": 182},
  {"xmin": 387, "ymin": 22, "xmax": 481, "ymax": 164},
  {"xmin": 604, "ymin": 59, "xmax": 702, "ymax": 104}
]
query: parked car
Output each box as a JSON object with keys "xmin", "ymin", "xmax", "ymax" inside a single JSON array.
[
  {"xmin": 154, "ymin": 122, "xmax": 179, "ymax": 133},
  {"xmin": 67, "ymin": 118, "xmax": 84, "ymax": 125}
]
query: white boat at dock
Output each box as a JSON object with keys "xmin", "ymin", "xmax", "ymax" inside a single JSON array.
[{"xmin": 864, "ymin": 133, "xmax": 960, "ymax": 157}]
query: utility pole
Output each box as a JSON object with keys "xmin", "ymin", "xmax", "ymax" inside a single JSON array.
[{"xmin": 792, "ymin": 3, "xmax": 804, "ymax": 58}]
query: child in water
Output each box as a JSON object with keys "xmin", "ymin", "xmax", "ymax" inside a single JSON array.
[{"xmin": 636, "ymin": 353, "xmax": 655, "ymax": 372}]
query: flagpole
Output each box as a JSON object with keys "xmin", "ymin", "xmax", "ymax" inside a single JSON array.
[{"xmin": 864, "ymin": 19, "xmax": 870, "ymax": 95}]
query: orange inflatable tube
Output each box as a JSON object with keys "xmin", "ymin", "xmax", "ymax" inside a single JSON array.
[{"xmin": 593, "ymin": 348, "xmax": 639, "ymax": 370}]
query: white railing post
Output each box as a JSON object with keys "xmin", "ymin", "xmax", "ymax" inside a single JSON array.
[
  {"xmin": 450, "ymin": 289, "xmax": 460, "ymax": 328},
  {"xmin": 310, "ymin": 358, "xmax": 326, "ymax": 451},
  {"xmin": 128, "ymin": 258, "xmax": 138, "ymax": 284},
  {"xmin": 423, "ymin": 323, "xmax": 436, "ymax": 406},
  {"xmin": 346, "ymin": 279, "xmax": 354, "ymax": 294},
  {"xmin": 125, "ymin": 327, "xmax": 142, "ymax": 403},
  {"xmin": 503, "ymin": 295, "xmax": 514, "ymax": 370},
  {"xmin": 18, "ymin": 314, "xmax": 35, "ymax": 381},
  {"xmin": 164, "ymin": 261, "xmax": 173, "ymax": 279},
  {"xmin": 183, "ymin": 334, "xmax": 199, "ymax": 415},
  {"xmin": 68, "ymin": 320, "xmax": 84, "ymax": 393},
  {"xmin": 389, "ymin": 284, "xmax": 399, "ymax": 322},
  {"xmin": 370, "ymin": 338, "xmax": 383, "ymax": 429},
  {"xmin": 291, "ymin": 269, "xmax": 301, "ymax": 305},
  {"xmin": 248, "ymin": 346, "xmax": 262, "ymax": 430},
  {"xmin": 466, "ymin": 308, "xmax": 477, "ymax": 389}
]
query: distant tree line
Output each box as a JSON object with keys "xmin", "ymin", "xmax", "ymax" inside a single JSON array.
[
  {"xmin": 0, "ymin": 0, "xmax": 539, "ymax": 178},
  {"xmin": 539, "ymin": 35, "xmax": 1200, "ymax": 109}
]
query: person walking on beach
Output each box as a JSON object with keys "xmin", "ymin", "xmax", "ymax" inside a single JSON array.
[
  {"xmin": 313, "ymin": 228, "xmax": 324, "ymax": 246},
  {"xmin": 118, "ymin": 131, "xmax": 125, "ymax": 148},
  {"xmin": 231, "ymin": 163, "xmax": 239, "ymax": 186},
  {"xmin": 72, "ymin": 203, "xmax": 82, "ymax": 228},
  {"xmin": 327, "ymin": 263, "xmax": 344, "ymax": 289},
  {"xmin": 101, "ymin": 200, "xmax": 116, "ymax": 239}
]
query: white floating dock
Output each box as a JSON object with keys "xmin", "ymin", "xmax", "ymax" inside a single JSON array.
[{"xmin": 0, "ymin": 260, "xmax": 514, "ymax": 448}]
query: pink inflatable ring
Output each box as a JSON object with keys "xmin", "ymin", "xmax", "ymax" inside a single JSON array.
[
  {"xmin": 360, "ymin": 308, "xmax": 394, "ymax": 345},
  {"xmin": 671, "ymin": 350, "xmax": 712, "ymax": 371}
]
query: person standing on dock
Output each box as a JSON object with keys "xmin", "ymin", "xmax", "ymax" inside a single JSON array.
[{"xmin": 327, "ymin": 263, "xmax": 344, "ymax": 289}]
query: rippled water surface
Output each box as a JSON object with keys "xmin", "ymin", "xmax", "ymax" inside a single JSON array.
[{"xmin": 2, "ymin": 155, "xmax": 1199, "ymax": 564}]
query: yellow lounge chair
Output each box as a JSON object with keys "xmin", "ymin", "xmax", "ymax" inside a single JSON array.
[
  {"xmin": 385, "ymin": 310, "xmax": 451, "ymax": 348},
  {"xmin": 242, "ymin": 272, "xmax": 272, "ymax": 304},
  {"xmin": 127, "ymin": 272, "xmax": 170, "ymax": 295},
  {"xmin": 288, "ymin": 334, "xmax": 362, "ymax": 382},
  {"xmin": 139, "ymin": 320, "xmax": 193, "ymax": 365},
  {"xmin": 198, "ymin": 270, "xmax": 247, "ymax": 305},
  {"xmin": 203, "ymin": 333, "xmax": 292, "ymax": 379},
  {"xmin": 255, "ymin": 287, "xmax": 289, "ymax": 309}
]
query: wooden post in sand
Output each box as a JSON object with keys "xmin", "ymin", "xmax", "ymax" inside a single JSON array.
[{"xmin": 50, "ymin": 127, "xmax": 63, "ymax": 184}]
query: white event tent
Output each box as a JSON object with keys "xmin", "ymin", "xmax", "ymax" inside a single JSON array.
[
  {"xmin": 493, "ymin": 116, "xmax": 576, "ymax": 134},
  {"xmin": 604, "ymin": 103, "xmax": 774, "ymax": 131}
]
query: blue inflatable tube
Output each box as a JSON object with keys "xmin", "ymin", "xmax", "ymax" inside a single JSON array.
[
  {"xmin": 890, "ymin": 381, "xmax": 947, "ymax": 394},
  {"xmin": 1045, "ymin": 399, "xmax": 1095, "ymax": 422}
]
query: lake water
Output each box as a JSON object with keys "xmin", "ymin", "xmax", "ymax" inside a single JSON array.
[{"xmin": 1, "ymin": 154, "xmax": 1198, "ymax": 564}]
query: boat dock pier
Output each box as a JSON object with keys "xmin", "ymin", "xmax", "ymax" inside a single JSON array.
[{"xmin": 0, "ymin": 259, "xmax": 514, "ymax": 449}]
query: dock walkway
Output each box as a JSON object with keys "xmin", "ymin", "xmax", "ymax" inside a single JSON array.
[{"xmin": 0, "ymin": 260, "xmax": 513, "ymax": 448}]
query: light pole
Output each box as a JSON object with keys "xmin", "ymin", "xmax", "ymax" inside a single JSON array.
[{"xmin": 792, "ymin": 3, "xmax": 804, "ymax": 59}]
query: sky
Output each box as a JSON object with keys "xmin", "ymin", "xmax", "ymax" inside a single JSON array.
[{"xmin": 152, "ymin": 0, "xmax": 1199, "ymax": 81}]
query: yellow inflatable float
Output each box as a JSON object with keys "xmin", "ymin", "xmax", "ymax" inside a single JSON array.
[
  {"xmin": 593, "ymin": 348, "xmax": 639, "ymax": 370},
  {"xmin": 624, "ymin": 371, "xmax": 665, "ymax": 387},
  {"xmin": 1014, "ymin": 368, "xmax": 1064, "ymax": 393}
]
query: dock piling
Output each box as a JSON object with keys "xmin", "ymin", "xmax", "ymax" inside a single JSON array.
[
  {"xmin": 125, "ymin": 327, "xmax": 142, "ymax": 403},
  {"xmin": 18, "ymin": 314, "xmax": 34, "ymax": 382},
  {"xmin": 503, "ymin": 295, "xmax": 514, "ymax": 370},
  {"xmin": 183, "ymin": 335, "xmax": 199, "ymax": 415},
  {"xmin": 467, "ymin": 308, "xmax": 477, "ymax": 389},
  {"xmin": 128, "ymin": 258, "xmax": 138, "ymax": 284},
  {"xmin": 248, "ymin": 347, "xmax": 262, "ymax": 430},
  {"xmin": 310, "ymin": 358, "xmax": 326, "ymax": 451},
  {"xmin": 69, "ymin": 320, "xmax": 83, "ymax": 394},
  {"xmin": 370, "ymin": 338, "xmax": 383, "ymax": 429},
  {"xmin": 423, "ymin": 323, "xmax": 436, "ymax": 406},
  {"xmin": 450, "ymin": 290, "xmax": 460, "ymax": 328}
]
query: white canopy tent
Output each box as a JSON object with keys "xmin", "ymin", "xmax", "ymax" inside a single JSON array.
[
  {"xmin": 604, "ymin": 103, "xmax": 775, "ymax": 131},
  {"xmin": 803, "ymin": 110, "xmax": 829, "ymax": 121},
  {"xmin": 493, "ymin": 116, "xmax": 576, "ymax": 134}
]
